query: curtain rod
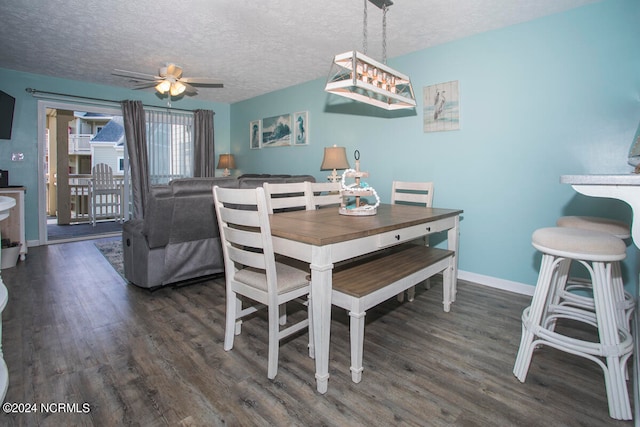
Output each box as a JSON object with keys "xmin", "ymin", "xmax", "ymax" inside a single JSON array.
[{"xmin": 24, "ymin": 88, "xmax": 210, "ymax": 114}]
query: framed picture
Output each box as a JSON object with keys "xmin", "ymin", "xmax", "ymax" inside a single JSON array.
[
  {"xmin": 292, "ymin": 111, "xmax": 309, "ymax": 146},
  {"xmin": 423, "ymin": 80, "xmax": 460, "ymax": 133},
  {"xmin": 250, "ymin": 120, "xmax": 261, "ymax": 149},
  {"xmin": 262, "ymin": 114, "xmax": 292, "ymax": 147}
]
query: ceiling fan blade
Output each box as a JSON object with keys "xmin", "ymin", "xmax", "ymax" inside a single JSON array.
[
  {"xmin": 131, "ymin": 82, "xmax": 158, "ymax": 90},
  {"xmin": 182, "ymin": 82, "xmax": 198, "ymax": 95},
  {"xmin": 112, "ymin": 69, "xmax": 159, "ymax": 81},
  {"xmin": 180, "ymin": 77, "xmax": 224, "ymax": 88},
  {"xmin": 166, "ymin": 63, "xmax": 183, "ymax": 79}
]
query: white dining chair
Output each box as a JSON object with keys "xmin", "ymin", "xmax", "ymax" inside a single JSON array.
[
  {"xmin": 213, "ymin": 185, "xmax": 313, "ymax": 379},
  {"xmin": 305, "ymin": 181, "xmax": 342, "ymax": 210},
  {"xmin": 391, "ymin": 180, "xmax": 435, "ymax": 301},
  {"xmin": 263, "ymin": 181, "xmax": 313, "ymax": 324}
]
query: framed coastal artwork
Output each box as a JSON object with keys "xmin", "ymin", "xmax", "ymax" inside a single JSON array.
[
  {"xmin": 250, "ymin": 119, "xmax": 261, "ymax": 149},
  {"xmin": 292, "ymin": 111, "xmax": 308, "ymax": 146},
  {"xmin": 423, "ymin": 80, "xmax": 460, "ymax": 133},
  {"xmin": 262, "ymin": 114, "xmax": 292, "ymax": 147}
]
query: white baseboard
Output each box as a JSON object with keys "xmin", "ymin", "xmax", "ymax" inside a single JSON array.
[{"xmin": 458, "ymin": 270, "xmax": 534, "ymax": 296}]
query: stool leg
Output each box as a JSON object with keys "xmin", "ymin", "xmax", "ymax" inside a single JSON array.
[
  {"xmin": 544, "ymin": 258, "xmax": 571, "ymax": 332},
  {"xmin": 611, "ymin": 262, "xmax": 629, "ymax": 332},
  {"xmin": 514, "ymin": 254, "xmax": 558, "ymax": 381},
  {"xmin": 592, "ymin": 262, "xmax": 632, "ymax": 420}
]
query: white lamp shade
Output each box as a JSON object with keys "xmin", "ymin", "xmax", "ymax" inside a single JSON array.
[
  {"xmin": 217, "ymin": 154, "xmax": 236, "ymax": 170},
  {"xmin": 320, "ymin": 146, "xmax": 350, "ymax": 171}
]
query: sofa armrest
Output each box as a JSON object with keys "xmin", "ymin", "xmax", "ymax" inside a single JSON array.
[
  {"xmin": 142, "ymin": 185, "xmax": 174, "ymax": 248},
  {"xmin": 168, "ymin": 177, "xmax": 238, "ymax": 244}
]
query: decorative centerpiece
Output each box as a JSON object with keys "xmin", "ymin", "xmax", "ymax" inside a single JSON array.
[{"xmin": 339, "ymin": 150, "xmax": 380, "ymax": 216}]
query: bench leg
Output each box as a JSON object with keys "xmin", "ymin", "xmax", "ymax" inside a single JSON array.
[
  {"xmin": 407, "ymin": 285, "xmax": 416, "ymax": 302},
  {"xmin": 442, "ymin": 259, "xmax": 454, "ymax": 312},
  {"xmin": 348, "ymin": 310, "xmax": 366, "ymax": 383}
]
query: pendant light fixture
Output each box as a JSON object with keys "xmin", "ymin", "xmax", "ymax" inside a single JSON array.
[{"xmin": 324, "ymin": 0, "xmax": 416, "ymax": 110}]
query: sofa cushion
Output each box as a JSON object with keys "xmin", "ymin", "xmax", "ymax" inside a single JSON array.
[{"xmin": 171, "ymin": 176, "xmax": 237, "ymax": 196}]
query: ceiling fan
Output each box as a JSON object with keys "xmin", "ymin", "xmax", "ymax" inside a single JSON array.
[{"xmin": 112, "ymin": 63, "xmax": 223, "ymax": 97}]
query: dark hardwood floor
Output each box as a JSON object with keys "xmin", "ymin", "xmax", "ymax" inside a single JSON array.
[{"xmin": 0, "ymin": 239, "xmax": 634, "ymax": 426}]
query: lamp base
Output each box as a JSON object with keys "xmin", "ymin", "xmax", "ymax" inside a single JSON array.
[
  {"xmin": 327, "ymin": 169, "xmax": 341, "ymax": 183},
  {"xmin": 222, "ymin": 168, "xmax": 231, "ymax": 177}
]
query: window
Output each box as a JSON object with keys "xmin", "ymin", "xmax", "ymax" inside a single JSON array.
[
  {"xmin": 117, "ymin": 156, "xmax": 124, "ymax": 173},
  {"xmin": 145, "ymin": 110, "xmax": 194, "ymax": 185}
]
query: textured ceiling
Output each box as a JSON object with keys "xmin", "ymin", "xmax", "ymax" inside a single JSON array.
[{"xmin": 0, "ymin": 0, "xmax": 599, "ymax": 104}]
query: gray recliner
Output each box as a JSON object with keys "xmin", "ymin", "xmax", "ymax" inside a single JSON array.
[{"xmin": 122, "ymin": 174, "xmax": 316, "ymax": 289}]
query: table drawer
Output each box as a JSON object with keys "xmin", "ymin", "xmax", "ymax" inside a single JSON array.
[{"xmin": 377, "ymin": 217, "xmax": 452, "ymax": 248}]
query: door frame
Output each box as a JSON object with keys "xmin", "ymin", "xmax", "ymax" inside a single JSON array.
[{"xmin": 37, "ymin": 100, "xmax": 128, "ymax": 245}]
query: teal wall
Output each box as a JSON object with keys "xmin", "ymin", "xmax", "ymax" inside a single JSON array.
[
  {"xmin": 230, "ymin": 0, "xmax": 640, "ymax": 288},
  {"xmin": 0, "ymin": 68, "xmax": 231, "ymax": 244},
  {"xmin": 0, "ymin": 0, "xmax": 638, "ymax": 291}
]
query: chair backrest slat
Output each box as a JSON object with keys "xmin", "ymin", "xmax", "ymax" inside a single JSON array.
[
  {"xmin": 391, "ymin": 181, "xmax": 434, "ymax": 208},
  {"xmin": 306, "ymin": 181, "xmax": 342, "ymax": 210},
  {"xmin": 263, "ymin": 182, "xmax": 310, "ymax": 214},
  {"xmin": 92, "ymin": 163, "xmax": 116, "ymax": 190}
]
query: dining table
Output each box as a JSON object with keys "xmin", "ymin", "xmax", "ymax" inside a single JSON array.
[{"xmin": 269, "ymin": 203, "xmax": 463, "ymax": 394}]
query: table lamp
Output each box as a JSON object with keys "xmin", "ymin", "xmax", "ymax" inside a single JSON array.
[
  {"xmin": 217, "ymin": 154, "xmax": 236, "ymax": 177},
  {"xmin": 320, "ymin": 145, "xmax": 350, "ymax": 183}
]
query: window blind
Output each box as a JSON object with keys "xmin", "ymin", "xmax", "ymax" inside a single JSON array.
[{"xmin": 146, "ymin": 110, "xmax": 194, "ymax": 185}]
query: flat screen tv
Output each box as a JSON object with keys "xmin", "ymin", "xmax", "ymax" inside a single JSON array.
[{"xmin": 0, "ymin": 90, "xmax": 15, "ymax": 140}]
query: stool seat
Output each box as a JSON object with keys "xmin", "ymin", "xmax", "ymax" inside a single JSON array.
[
  {"xmin": 557, "ymin": 216, "xmax": 630, "ymax": 240},
  {"xmin": 532, "ymin": 227, "xmax": 626, "ymax": 261},
  {"xmin": 552, "ymin": 219, "xmax": 635, "ymax": 333}
]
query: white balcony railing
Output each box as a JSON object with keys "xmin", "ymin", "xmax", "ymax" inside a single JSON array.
[{"xmin": 69, "ymin": 134, "xmax": 93, "ymax": 154}]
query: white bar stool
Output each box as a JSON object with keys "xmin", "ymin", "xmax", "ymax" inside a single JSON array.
[
  {"xmin": 513, "ymin": 227, "xmax": 633, "ymax": 420},
  {"xmin": 555, "ymin": 216, "xmax": 635, "ymax": 332}
]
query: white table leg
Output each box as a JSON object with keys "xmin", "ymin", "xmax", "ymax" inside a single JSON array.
[
  {"xmin": 310, "ymin": 245, "xmax": 333, "ymax": 394},
  {"xmin": 447, "ymin": 215, "xmax": 461, "ymax": 301}
]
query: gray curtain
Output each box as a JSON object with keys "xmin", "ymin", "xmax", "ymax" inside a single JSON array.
[
  {"xmin": 193, "ymin": 109, "xmax": 215, "ymax": 177},
  {"xmin": 121, "ymin": 100, "xmax": 149, "ymax": 220}
]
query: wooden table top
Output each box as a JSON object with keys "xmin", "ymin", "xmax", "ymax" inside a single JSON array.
[{"xmin": 269, "ymin": 204, "xmax": 463, "ymax": 246}]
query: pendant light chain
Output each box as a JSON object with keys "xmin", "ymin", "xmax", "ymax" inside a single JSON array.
[
  {"xmin": 363, "ymin": 0, "xmax": 368, "ymax": 55},
  {"xmin": 382, "ymin": 4, "xmax": 387, "ymax": 64}
]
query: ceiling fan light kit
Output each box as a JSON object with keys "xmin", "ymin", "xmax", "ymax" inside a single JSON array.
[
  {"xmin": 155, "ymin": 79, "xmax": 186, "ymax": 96},
  {"xmin": 324, "ymin": 0, "xmax": 416, "ymax": 110}
]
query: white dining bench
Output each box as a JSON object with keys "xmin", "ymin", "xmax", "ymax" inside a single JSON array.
[{"xmin": 331, "ymin": 243, "xmax": 455, "ymax": 383}]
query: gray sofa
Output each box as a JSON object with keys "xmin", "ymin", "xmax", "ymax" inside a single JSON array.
[{"xmin": 122, "ymin": 174, "xmax": 315, "ymax": 289}]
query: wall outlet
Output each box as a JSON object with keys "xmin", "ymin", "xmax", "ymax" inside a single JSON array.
[{"xmin": 11, "ymin": 153, "xmax": 24, "ymax": 161}]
